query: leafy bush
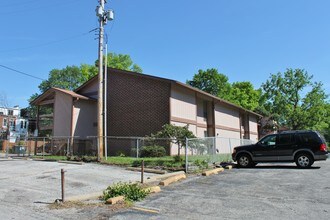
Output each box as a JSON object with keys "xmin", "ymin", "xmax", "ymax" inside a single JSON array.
[
  {"xmin": 132, "ymin": 159, "xmax": 166, "ymax": 167},
  {"xmin": 140, "ymin": 145, "xmax": 166, "ymax": 157},
  {"xmin": 173, "ymin": 155, "xmax": 184, "ymax": 163},
  {"xmin": 103, "ymin": 182, "xmax": 149, "ymax": 202},
  {"xmin": 193, "ymin": 159, "xmax": 209, "ymax": 169}
]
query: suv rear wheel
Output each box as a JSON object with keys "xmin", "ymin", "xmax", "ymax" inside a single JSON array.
[
  {"xmin": 237, "ymin": 154, "xmax": 253, "ymax": 168},
  {"xmin": 295, "ymin": 153, "xmax": 314, "ymax": 168}
]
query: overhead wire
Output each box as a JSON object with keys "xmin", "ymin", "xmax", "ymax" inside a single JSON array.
[
  {"xmin": 0, "ymin": 64, "xmax": 45, "ymax": 81},
  {"xmin": 0, "ymin": 0, "xmax": 43, "ymax": 8},
  {"xmin": 0, "ymin": 28, "xmax": 98, "ymax": 53},
  {"xmin": 0, "ymin": 0, "xmax": 80, "ymax": 15}
]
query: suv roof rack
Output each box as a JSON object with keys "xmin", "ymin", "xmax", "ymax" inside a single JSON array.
[{"xmin": 279, "ymin": 130, "xmax": 314, "ymax": 134}]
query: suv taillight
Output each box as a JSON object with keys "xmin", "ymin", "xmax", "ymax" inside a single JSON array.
[{"xmin": 320, "ymin": 143, "xmax": 327, "ymax": 152}]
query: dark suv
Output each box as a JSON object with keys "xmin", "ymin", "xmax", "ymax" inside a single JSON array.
[{"xmin": 232, "ymin": 130, "xmax": 328, "ymax": 168}]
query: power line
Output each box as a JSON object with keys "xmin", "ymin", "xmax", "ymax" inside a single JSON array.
[
  {"xmin": 0, "ymin": 0, "xmax": 80, "ymax": 15},
  {"xmin": 0, "ymin": 64, "xmax": 45, "ymax": 81},
  {"xmin": 0, "ymin": 0, "xmax": 42, "ymax": 8},
  {"xmin": 0, "ymin": 28, "xmax": 98, "ymax": 53}
]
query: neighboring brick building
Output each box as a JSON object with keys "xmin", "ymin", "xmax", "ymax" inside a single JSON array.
[{"xmin": 32, "ymin": 68, "xmax": 262, "ymax": 155}]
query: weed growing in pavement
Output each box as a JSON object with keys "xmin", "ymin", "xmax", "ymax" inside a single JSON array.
[{"xmin": 103, "ymin": 182, "xmax": 150, "ymax": 202}]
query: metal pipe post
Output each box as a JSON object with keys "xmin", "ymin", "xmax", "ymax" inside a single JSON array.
[
  {"xmin": 42, "ymin": 137, "xmax": 45, "ymax": 159},
  {"xmin": 136, "ymin": 139, "xmax": 139, "ymax": 158},
  {"xmin": 61, "ymin": 169, "xmax": 66, "ymax": 202},
  {"xmin": 185, "ymin": 138, "xmax": 188, "ymax": 173},
  {"xmin": 141, "ymin": 160, "xmax": 144, "ymax": 184},
  {"xmin": 66, "ymin": 138, "xmax": 70, "ymax": 156}
]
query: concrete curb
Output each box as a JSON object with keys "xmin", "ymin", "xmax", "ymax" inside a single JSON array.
[
  {"xmin": 105, "ymin": 195, "xmax": 125, "ymax": 204},
  {"xmin": 144, "ymin": 171, "xmax": 185, "ymax": 183},
  {"xmin": 0, "ymin": 157, "xmax": 12, "ymax": 161},
  {"xmin": 58, "ymin": 160, "xmax": 84, "ymax": 165},
  {"xmin": 202, "ymin": 167, "xmax": 225, "ymax": 176},
  {"xmin": 131, "ymin": 206, "xmax": 160, "ymax": 214},
  {"xmin": 159, "ymin": 173, "xmax": 186, "ymax": 186},
  {"xmin": 145, "ymin": 186, "xmax": 161, "ymax": 193},
  {"xmin": 126, "ymin": 167, "xmax": 167, "ymax": 174},
  {"xmin": 225, "ymin": 165, "xmax": 233, "ymax": 170},
  {"xmin": 32, "ymin": 158, "xmax": 57, "ymax": 162}
]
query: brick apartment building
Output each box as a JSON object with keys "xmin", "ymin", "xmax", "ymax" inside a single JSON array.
[{"xmin": 31, "ymin": 68, "xmax": 261, "ymax": 155}]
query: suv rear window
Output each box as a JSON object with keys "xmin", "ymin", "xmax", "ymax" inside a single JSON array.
[{"xmin": 298, "ymin": 133, "xmax": 319, "ymax": 145}]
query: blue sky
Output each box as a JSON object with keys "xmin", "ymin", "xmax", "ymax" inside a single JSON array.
[{"xmin": 0, "ymin": 0, "xmax": 329, "ymax": 108}]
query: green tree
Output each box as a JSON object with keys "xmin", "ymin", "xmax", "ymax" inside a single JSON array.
[
  {"xmin": 38, "ymin": 65, "xmax": 96, "ymax": 93},
  {"xmin": 150, "ymin": 124, "xmax": 196, "ymax": 156},
  {"xmin": 261, "ymin": 68, "xmax": 329, "ymax": 130},
  {"xmin": 228, "ymin": 81, "xmax": 261, "ymax": 111},
  {"xmin": 187, "ymin": 68, "xmax": 231, "ymax": 99},
  {"xmin": 80, "ymin": 63, "xmax": 98, "ymax": 81},
  {"xmin": 98, "ymin": 52, "xmax": 143, "ymax": 73}
]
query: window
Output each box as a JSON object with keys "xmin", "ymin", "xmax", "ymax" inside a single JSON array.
[
  {"xmin": 9, "ymin": 119, "xmax": 15, "ymax": 131},
  {"xmin": 279, "ymin": 134, "xmax": 294, "ymax": 145},
  {"xmin": 260, "ymin": 135, "xmax": 277, "ymax": 146},
  {"xmin": 8, "ymin": 110, "xmax": 13, "ymax": 116},
  {"xmin": 3, "ymin": 118, "xmax": 7, "ymax": 126},
  {"xmin": 24, "ymin": 121, "xmax": 27, "ymax": 129},
  {"xmin": 21, "ymin": 121, "xmax": 24, "ymax": 129},
  {"xmin": 0, "ymin": 112, "xmax": 3, "ymax": 115},
  {"xmin": 299, "ymin": 133, "xmax": 318, "ymax": 145},
  {"xmin": 203, "ymin": 101, "xmax": 208, "ymax": 119}
]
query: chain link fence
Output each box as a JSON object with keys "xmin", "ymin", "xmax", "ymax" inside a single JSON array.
[
  {"xmin": 1, "ymin": 136, "xmax": 97, "ymax": 158},
  {"xmin": 185, "ymin": 137, "xmax": 255, "ymax": 172},
  {"xmin": 87, "ymin": 136, "xmax": 183, "ymax": 158},
  {"xmin": 1, "ymin": 135, "xmax": 256, "ymax": 174}
]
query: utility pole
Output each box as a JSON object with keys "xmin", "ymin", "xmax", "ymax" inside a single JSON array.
[{"xmin": 96, "ymin": 0, "xmax": 114, "ymax": 160}]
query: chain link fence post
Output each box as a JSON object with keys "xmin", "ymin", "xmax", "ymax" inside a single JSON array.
[
  {"xmin": 97, "ymin": 136, "xmax": 100, "ymax": 162},
  {"xmin": 136, "ymin": 138, "xmax": 139, "ymax": 158},
  {"xmin": 185, "ymin": 137, "xmax": 188, "ymax": 173},
  {"xmin": 43, "ymin": 137, "xmax": 45, "ymax": 159}
]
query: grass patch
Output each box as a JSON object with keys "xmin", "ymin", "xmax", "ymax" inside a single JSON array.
[
  {"xmin": 102, "ymin": 154, "xmax": 232, "ymax": 170},
  {"xmin": 32, "ymin": 155, "xmax": 98, "ymax": 162},
  {"xmin": 32, "ymin": 155, "xmax": 67, "ymax": 161},
  {"xmin": 103, "ymin": 156, "xmax": 176, "ymax": 167}
]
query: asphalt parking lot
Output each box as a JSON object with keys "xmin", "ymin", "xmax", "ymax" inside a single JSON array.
[
  {"xmin": 111, "ymin": 159, "xmax": 330, "ymax": 220},
  {"xmin": 0, "ymin": 158, "xmax": 156, "ymax": 220},
  {"xmin": 0, "ymin": 157, "xmax": 329, "ymax": 220}
]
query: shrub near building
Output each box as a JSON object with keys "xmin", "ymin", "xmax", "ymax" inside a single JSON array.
[{"xmin": 140, "ymin": 146, "xmax": 166, "ymax": 157}]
